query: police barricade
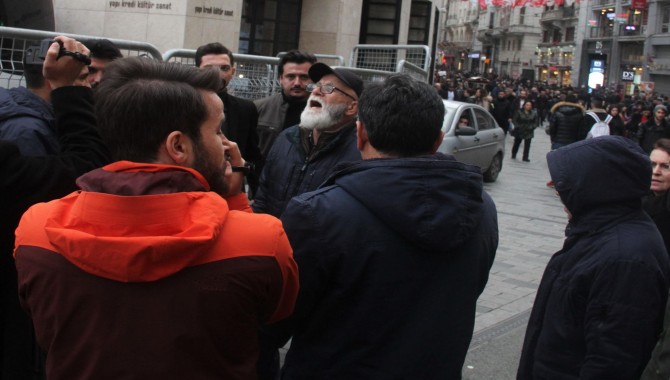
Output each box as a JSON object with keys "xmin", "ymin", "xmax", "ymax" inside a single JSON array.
[
  {"xmin": 349, "ymin": 44, "xmax": 430, "ymax": 82},
  {"xmin": 0, "ymin": 26, "xmax": 162, "ymax": 88},
  {"xmin": 397, "ymin": 60, "xmax": 429, "ymax": 82},
  {"xmin": 163, "ymin": 49, "xmax": 346, "ymax": 100}
]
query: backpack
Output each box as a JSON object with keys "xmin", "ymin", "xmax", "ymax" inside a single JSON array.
[{"xmin": 586, "ymin": 112, "xmax": 613, "ymax": 139}]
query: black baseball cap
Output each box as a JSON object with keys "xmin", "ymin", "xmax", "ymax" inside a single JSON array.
[{"xmin": 308, "ymin": 62, "xmax": 364, "ymax": 99}]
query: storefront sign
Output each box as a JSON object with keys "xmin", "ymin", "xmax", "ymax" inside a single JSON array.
[
  {"xmin": 631, "ymin": 0, "xmax": 646, "ymax": 10},
  {"xmin": 622, "ymin": 70, "xmax": 635, "ymax": 81}
]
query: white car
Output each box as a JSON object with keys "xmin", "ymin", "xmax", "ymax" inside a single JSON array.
[{"xmin": 438, "ymin": 100, "xmax": 505, "ymax": 182}]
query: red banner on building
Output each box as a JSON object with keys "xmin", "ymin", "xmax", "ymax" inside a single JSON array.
[{"xmin": 631, "ymin": 0, "xmax": 646, "ymax": 10}]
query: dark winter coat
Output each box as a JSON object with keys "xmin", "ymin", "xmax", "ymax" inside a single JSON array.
[
  {"xmin": 490, "ymin": 97, "xmax": 513, "ymax": 132},
  {"xmin": 277, "ymin": 154, "xmax": 498, "ymax": 379},
  {"xmin": 517, "ymin": 136, "xmax": 670, "ymax": 380},
  {"xmin": 252, "ymin": 123, "xmax": 361, "ymax": 217},
  {"xmin": 512, "ymin": 108, "xmax": 539, "ymax": 140},
  {"xmin": 1, "ymin": 87, "xmax": 110, "ymax": 379},
  {"xmin": 549, "ymin": 101, "xmax": 585, "ymax": 145},
  {"xmin": 0, "ymin": 87, "xmax": 57, "ymax": 156},
  {"xmin": 638, "ymin": 118, "xmax": 670, "ymax": 154}
]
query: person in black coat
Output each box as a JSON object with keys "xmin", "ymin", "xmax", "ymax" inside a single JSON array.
[
  {"xmin": 548, "ymin": 94, "xmax": 585, "ymax": 149},
  {"xmin": 639, "ymin": 105, "xmax": 670, "ymax": 154},
  {"xmin": 518, "ymin": 136, "xmax": 670, "ymax": 380},
  {"xmin": 1, "ymin": 36, "xmax": 110, "ymax": 380},
  {"xmin": 195, "ymin": 42, "xmax": 262, "ymax": 196},
  {"xmin": 490, "ymin": 90, "xmax": 513, "ymax": 134}
]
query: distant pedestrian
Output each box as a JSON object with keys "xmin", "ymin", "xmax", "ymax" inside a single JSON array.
[
  {"xmin": 511, "ymin": 100, "xmax": 538, "ymax": 162},
  {"xmin": 548, "ymin": 94, "xmax": 584, "ymax": 150},
  {"xmin": 638, "ymin": 104, "xmax": 670, "ymax": 154},
  {"xmin": 518, "ymin": 136, "xmax": 670, "ymax": 379}
]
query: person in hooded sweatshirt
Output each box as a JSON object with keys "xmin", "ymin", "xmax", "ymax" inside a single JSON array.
[
  {"xmin": 272, "ymin": 74, "xmax": 498, "ymax": 379},
  {"xmin": 517, "ymin": 136, "xmax": 670, "ymax": 380}
]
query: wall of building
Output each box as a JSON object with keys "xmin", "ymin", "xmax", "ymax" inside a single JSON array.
[
  {"xmin": 299, "ymin": 0, "xmax": 362, "ymax": 59},
  {"xmin": 53, "ymin": 0, "xmax": 243, "ymax": 53}
]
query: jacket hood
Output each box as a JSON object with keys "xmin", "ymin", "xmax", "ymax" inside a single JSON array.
[
  {"xmin": 325, "ymin": 153, "xmax": 485, "ymax": 251},
  {"xmin": 547, "ymin": 136, "xmax": 650, "ymax": 218},
  {"xmin": 0, "ymin": 87, "xmax": 53, "ymax": 122},
  {"xmin": 42, "ymin": 161, "xmax": 229, "ymax": 282},
  {"xmin": 550, "ymin": 101, "xmax": 584, "ymax": 114}
]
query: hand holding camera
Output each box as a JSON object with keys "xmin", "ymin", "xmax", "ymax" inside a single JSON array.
[{"xmin": 41, "ymin": 36, "xmax": 91, "ymax": 89}]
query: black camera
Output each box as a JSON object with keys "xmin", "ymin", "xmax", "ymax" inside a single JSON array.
[{"xmin": 24, "ymin": 39, "xmax": 65, "ymax": 66}]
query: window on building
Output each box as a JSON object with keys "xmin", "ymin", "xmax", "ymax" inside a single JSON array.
[
  {"xmin": 565, "ymin": 27, "xmax": 575, "ymax": 42},
  {"xmin": 663, "ymin": 7, "xmax": 670, "ymax": 33},
  {"xmin": 519, "ymin": 8, "xmax": 526, "ymax": 25},
  {"xmin": 240, "ymin": 0, "xmax": 302, "ymax": 56},
  {"xmin": 360, "ymin": 0, "xmax": 401, "ymax": 44},
  {"xmin": 553, "ymin": 29, "xmax": 561, "ymax": 43},
  {"xmin": 489, "ymin": 12, "xmax": 495, "ymax": 29},
  {"xmin": 543, "ymin": 30, "xmax": 549, "ymax": 43},
  {"xmin": 408, "ymin": 0, "xmax": 431, "ymax": 44}
]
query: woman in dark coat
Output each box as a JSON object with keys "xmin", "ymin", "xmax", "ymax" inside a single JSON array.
[
  {"xmin": 608, "ymin": 104, "xmax": 626, "ymax": 136},
  {"xmin": 511, "ymin": 100, "xmax": 539, "ymax": 162}
]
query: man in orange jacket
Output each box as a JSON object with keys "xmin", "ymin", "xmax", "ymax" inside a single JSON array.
[{"xmin": 13, "ymin": 56, "xmax": 298, "ymax": 380}]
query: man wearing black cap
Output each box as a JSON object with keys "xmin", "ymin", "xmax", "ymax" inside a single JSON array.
[{"xmin": 252, "ymin": 63, "xmax": 362, "ymax": 217}]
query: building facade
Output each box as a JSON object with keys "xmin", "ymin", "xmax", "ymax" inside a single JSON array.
[{"xmin": 52, "ymin": 0, "xmax": 441, "ymax": 63}]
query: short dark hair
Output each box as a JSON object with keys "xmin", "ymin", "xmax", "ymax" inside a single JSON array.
[
  {"xmin": 278, "ymin": 50, "xmax": 316, "ymax": 76},
  {"xmin": 591, "ymin": 97, "xmax": 604, "ymax": 109},
  {"xmin": 358, "ymin": 74, "xmax": 444, "ymax": 157},
  {"xmin": 85, "ymin": 39, "xmax": 123, "ymax": 60},
  {"xmin": 195, "ymin": 42, "xmax": 234, "ymax": 68},
  {"xmin": 654, "ymin": 138, "xmax": 670, "ymax": 155},
  {"xmin": 95, "ymin": 57, "xmax": 220, "ymax": 162}
]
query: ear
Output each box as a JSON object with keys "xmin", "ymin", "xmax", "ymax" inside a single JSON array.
[
  {"xmin": 356, "ymin": 120, "xmax": 368, "ymax": 152},
  {"xmin": 161, "ymin": 131, "xmax": 195, "ymax": 166},
  {"xmin": 431, "ymin": 131, "xmax": 445, "ymax": 154},
  {"xmin": 230, "ymin": 66, "xmax": 236, "ymax": 77},
  {"xmin": 345, "ymin": 100, "xmax": 359, "ymax": 117}
]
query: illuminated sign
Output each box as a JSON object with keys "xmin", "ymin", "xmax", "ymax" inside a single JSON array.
[{"xmin": 622, "ymin": 71, "xmax": 635, "ymax": 81}]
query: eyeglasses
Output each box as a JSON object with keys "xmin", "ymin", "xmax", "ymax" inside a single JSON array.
[
  {"xmin": 307, "ymin": 82, "xmax": 356, "ymax": 101},
  {"xmin": 652, "ymin": 161, "xmax": 670, "ymax": 172}
]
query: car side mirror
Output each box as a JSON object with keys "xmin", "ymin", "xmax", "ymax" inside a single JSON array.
[{"xmin": 455, "ymin": 126, "xmax": 477, "ymax": 136}]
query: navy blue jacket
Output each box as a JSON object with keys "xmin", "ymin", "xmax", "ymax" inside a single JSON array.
[
  {"xmin": 277, "ymin": 153, "xmax": 498, "ymax": 379},
  {"xmin": 518, "ymin": 136, "xmax": 670, "ymax": 380},
  {"xmin": 252, "ymin": 123, "xmax": 361, "ymax": 217},
  {"xmin": 0, "ymin": 87, "xmax": 57, "ymax": 156}
]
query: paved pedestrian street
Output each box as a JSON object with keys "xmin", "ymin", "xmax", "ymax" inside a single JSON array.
[{"xmin": 464, "ymin": 127, "xmax": 567, "ymax": 379}]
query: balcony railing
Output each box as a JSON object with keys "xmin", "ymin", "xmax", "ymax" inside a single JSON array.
[
  {"xmin": 588, "ymin": 27, "xmax": 614, "ymax": 38},
  {"xmin": 507, "ymin": 24, "xmax": 541, "ymax": 35}
]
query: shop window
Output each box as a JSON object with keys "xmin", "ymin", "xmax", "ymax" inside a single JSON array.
[
  {"xmin": 240, "ymin": 0, "xmax": 302, "ymax": 56},
  {"xmin": 408, "ymin": 0, "xmax": 431, "ymax": 45}
]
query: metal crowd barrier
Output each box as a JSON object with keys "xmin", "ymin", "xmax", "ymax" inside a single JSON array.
[
  {"xmin": 0, "ymin": 26, "xmax": 162, "ymax": 88},
  {"xmin": 163, "ymin": 50, "xmax": 347, "ymax": 100},
  {"xmin": 349, "ymin": 44, "xmax": 431, "ymax": 81},
  {"xmin": 0, "ymin": 26, "xmax": 430, "ymax": 93},
  {"xmin": 397, "ymin": 60, "xmax": 429, "ymax": 82}
]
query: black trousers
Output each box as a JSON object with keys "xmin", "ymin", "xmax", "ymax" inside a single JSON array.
[{"xmin": 512, "ymin": 137, "xmax": 532, "ymax": 160}]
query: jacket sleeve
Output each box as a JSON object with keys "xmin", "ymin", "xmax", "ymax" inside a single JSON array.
[
  {"xmin": 1, "ymin": 86, "xmax": 110, "ymax": 207},
  {"xmin": 0, "ymin": 115, "xmax": 57, "ymax": 155},
  {"xmin": 580, "ymin": 260, "xmax": 668, "ymax": 379},
  {"xmin": 261, "ymin": 195, "xmax": 334, "ymax": 346}
]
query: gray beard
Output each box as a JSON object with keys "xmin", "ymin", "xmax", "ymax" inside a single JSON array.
[{"xmin": 300, "ymin": 102, "xmax": 348, "ymax": 131}]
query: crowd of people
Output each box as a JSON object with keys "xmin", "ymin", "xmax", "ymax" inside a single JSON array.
[{"xmin": 1, "ymin": 35, "xmax": 670, "ymax": 380}]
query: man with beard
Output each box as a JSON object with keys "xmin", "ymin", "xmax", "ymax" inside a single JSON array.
[
  {"xmin": 196, "ymin": 42, "xmax": 262, "ymax": 196},
  {"xmin": 252, "ymin": 63, "xmax": 363, "ymax": 217},
  {"xmin": 13, "ymin": 57, "xmax": 299, "ymax": 380},
  {"xmin": 255, "ymin": 50, "xmax": 317, "ymax": 160}
]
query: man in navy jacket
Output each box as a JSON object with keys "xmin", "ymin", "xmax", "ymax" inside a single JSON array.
[{"xmin": 272, "ymin": 74, "xmax": 498, "ymax": 379}]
